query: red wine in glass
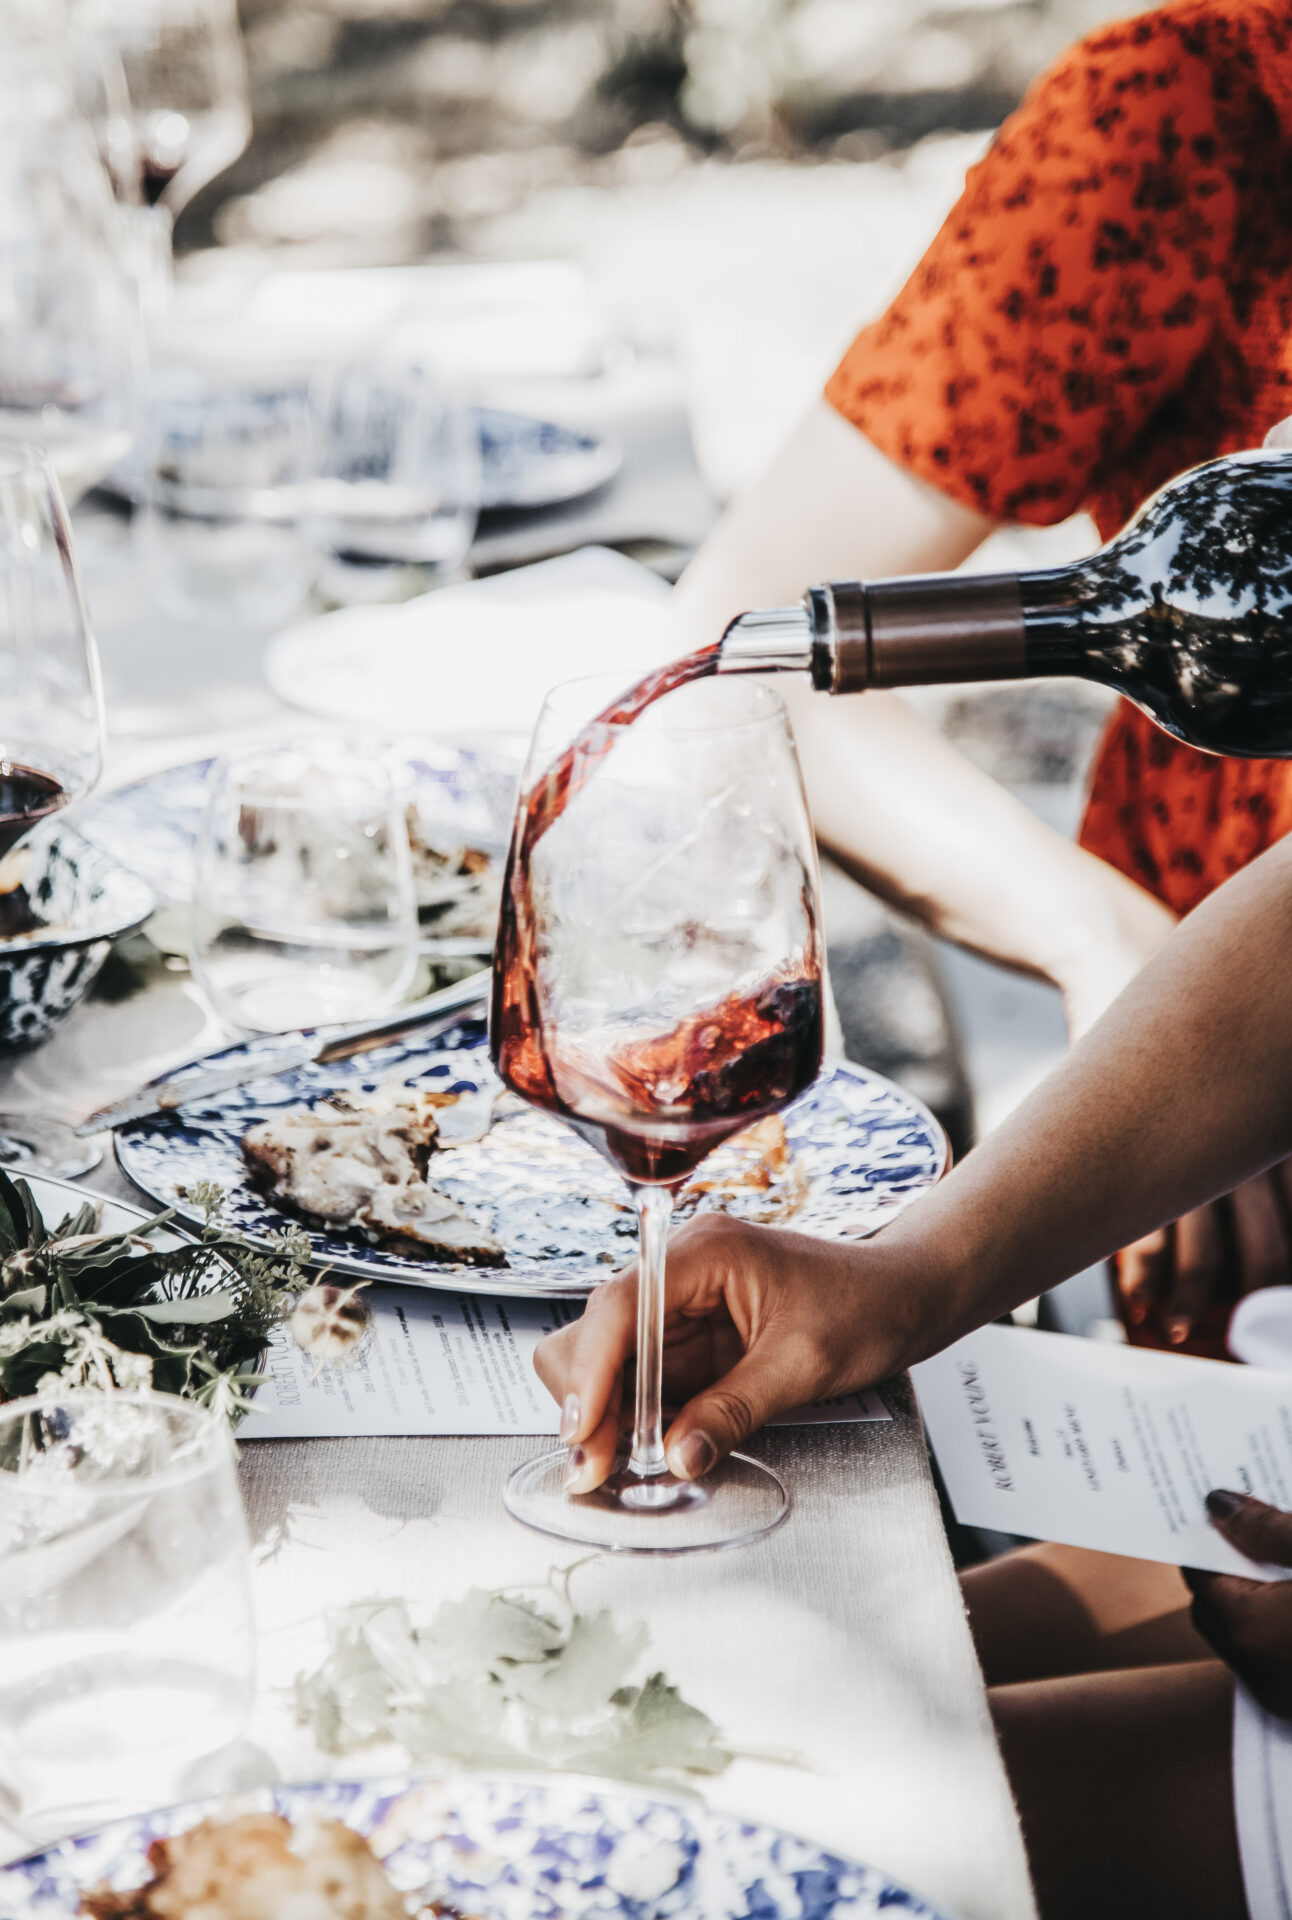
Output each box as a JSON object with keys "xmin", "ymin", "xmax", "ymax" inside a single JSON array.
[
  {"xmin": 0, "ymin": 764, "xmax": 69, "ymax": 862},
  {"xmin": 491, "ymin": 662, "xmax": 824, "ymax": 1554}
]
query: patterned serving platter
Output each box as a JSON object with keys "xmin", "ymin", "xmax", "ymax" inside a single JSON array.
[
  {"xmin": 78, "ymin": 743, "xmax": 518, "ymax": 955},
  {"xmin": 0, "ymin": 1773, "xmax": 955, "ymax": 1919},
  {"xmin": 113, "ymin": 1018, "xmax": 947, "ymax": 1301}
]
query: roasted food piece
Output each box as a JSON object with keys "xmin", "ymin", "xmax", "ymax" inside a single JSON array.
[
  {"xmin": 79, "ymin": 1811, "xmax": 408, "ymax": 1920},
  {"xmin": 241, "ymin": 1089, "xmax": 505, "ymax": 1266}
]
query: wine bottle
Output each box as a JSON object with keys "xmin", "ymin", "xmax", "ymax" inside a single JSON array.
[{"xmin": 716, "ymin": 448, "xmax": 1292, "ymax": 758}]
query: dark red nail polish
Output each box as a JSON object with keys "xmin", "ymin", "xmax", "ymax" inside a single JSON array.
[{"xmin": 1206, "ymin": 1489, "xmax": 1244, "ymax": 1522}]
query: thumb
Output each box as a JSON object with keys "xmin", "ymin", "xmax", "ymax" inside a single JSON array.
[
  {"xmin": 662, "ymin": 1336, "xmax": 812, "ymax": 1480},
  {"xmin": 1206, "ymin": 1489, "xmax": 1292, "ymax": 1567}
]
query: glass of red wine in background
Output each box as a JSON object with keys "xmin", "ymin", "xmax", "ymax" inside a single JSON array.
[
  {"xmin": 0, "ymin": 444, "xmax": 106, "ymax": 1177},
  {"xmin": 492, "ymin": 672, "xmax": 824, "ymax": 1552}
]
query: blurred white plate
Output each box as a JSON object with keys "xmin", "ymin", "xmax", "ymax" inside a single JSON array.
[{"xmin": 264, "ymin": 546, "xmax": 675, "ymax": 739}]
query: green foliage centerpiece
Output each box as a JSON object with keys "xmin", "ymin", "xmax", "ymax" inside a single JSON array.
[{"xmin": 0, "ymin": 1172, "xmax": 310, "ymax": 1417}]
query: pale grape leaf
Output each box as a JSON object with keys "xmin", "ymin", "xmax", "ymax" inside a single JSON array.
[
  {"xmin": 566, "ymin": 1674, "xmax": 733, "ymax": 1783},
  {"xmin": 390, "ymin": 1677, "xmax": 522, "ymax": 1768},
  {"xmin": 427, "ymin": 1587, "xmax": 565, "ymax": 1677},
  {"xmin": 509, "ymin": 1608, "xmax": 649, "ymax": 1717}
]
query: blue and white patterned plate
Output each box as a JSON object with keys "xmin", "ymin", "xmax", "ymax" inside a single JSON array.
[
  {"xmin": 79, "ymin": 743, "xmax": 518, "ymax": 954},
  {"xmin": 0, "ymin": 1772, "xmax": 955, "ymax": 1918},
  {"xmin": 113, "ymin": 1018, "xmax": 946, "ymax": 1300},
  {"xmin": 478, "ymin": 407, "xmax": 622, "ymax": 512}
]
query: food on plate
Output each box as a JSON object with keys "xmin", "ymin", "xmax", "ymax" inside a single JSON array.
[
  {"xmin": 407, "ymin": 814, "xmax": 501, "ymax": 942},
  {"xmin": 677, "ymin": 1113, "xmax": 808, "ymax": 1225},
  {"xmin": 78, "ymin": 1811, "xmax": 410, "ymax": 1920},
  {"xmin": 241, "ymin": 1088, "xmax": 506, "ymax": 1266}
]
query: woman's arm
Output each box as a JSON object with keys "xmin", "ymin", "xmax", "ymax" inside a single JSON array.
[
  {"xmin": 539, "ymin": 836, "xmax": 1292, "ymax": 1487},
  {"xmin": 674, "ymin": 403, "xmax": 1177, "ymax": 1032}
]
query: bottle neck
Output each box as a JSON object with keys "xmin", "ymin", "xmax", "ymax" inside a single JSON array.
[{"xmin": 716, "ymin": 566, "xmax": 1085, "ymax": 692}]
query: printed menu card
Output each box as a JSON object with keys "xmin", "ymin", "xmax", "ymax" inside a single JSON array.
[
  {"xmin": 240, "ymin": 1283, "xmax": 891, "ymax": 1440},
  {"xmin": 914, "ymin": 1324, "xmax": 1292, "ymax": 1580}
]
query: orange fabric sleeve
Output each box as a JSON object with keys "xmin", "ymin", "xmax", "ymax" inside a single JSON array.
[{"xmin": 824, "ymin": 13, "xmax": 1238, "ymax": 527}]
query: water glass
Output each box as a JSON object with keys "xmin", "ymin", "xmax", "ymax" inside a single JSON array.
[
  {"xmin": 134, "ymin": 361, "xmax": 317, "ymax": 629},
  {"xmin": 192, "ymin": 739, "xmax": 419, "ymax": 1035},
  {"xmin": 309, "ymin": 346, "xmax": 480, "ymax": 578},
  {"xmin": 0, "ymin": 1390, "xmax": 255, "ymax": 1842}
]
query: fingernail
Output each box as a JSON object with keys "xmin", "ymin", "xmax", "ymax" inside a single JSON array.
[
  {"xmin": 1167, "ymin": 1316, "xmax": 1191, "ymax": 1347},
  {"xmin": 1206, "ymin": 1489, "xmax": 1245, "ymax": 1522},
  {"xmin": 668, "ymin": 1430, "xmax": 716, "ymax": 1481},
  {"xmin": 562, "ymin": 1446, "xmax": 587, "ymax": 1492},
  {"xmin": 1125, "ymin": 1293, "xmax": 1149, "ymax": 1326},
  {"xmin": 559, "ymin": 1393, "xmax": 580, "ymax": 1443}
]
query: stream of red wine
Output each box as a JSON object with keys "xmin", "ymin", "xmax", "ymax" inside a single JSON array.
[{"xmin": 490, "ymin": 645, "xmax": 822, "ymax": 1184}]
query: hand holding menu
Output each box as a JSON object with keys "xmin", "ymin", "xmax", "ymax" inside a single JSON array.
[{"xmin": 914, "ymin": 1325, "xmax": 1292, "ymax": 1580}]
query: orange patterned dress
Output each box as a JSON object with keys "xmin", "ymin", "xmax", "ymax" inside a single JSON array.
[{"xmin": 825, "ymin": 0, "xmax": 1292, "ymax": 917}]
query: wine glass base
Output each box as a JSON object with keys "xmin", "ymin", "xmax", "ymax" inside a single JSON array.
[
  {"xmin": 503, "ymin": 1448, "xmax": 789, "ymax": 1555},
  {"xmin": 0, "ymin": 1116, "xmax": 100, "ymax": 1182}
]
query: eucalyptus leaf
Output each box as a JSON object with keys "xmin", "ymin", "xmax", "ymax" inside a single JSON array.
[
  {"xmin": 0, "ymin": 1169, "xmax": 25, "ymax": 1258},
  {"xmin": 2, "ymin": 1284, "xmax": 46, "ymax": 1317},
  {"xmin": 118, "ymin": 1293, "xmax": 240, "ymax": 1326}
]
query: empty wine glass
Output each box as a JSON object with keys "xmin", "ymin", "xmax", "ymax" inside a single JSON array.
[
  {"xmin": 81, "ymin": 0, "xmax": 251, "ymax": 215},
  {"xmin": 0, "ymin": 108, "xmax": 144, "ymax": 502},
  {"xmin": 192, "ymin": 738, "xmax": 419, "ymax": 1036},
  {"xmin": 0, "ymin": 1389, "xmax": 255, "ymax": 1842},
  {"xmin": 492, "ymin": 674, "xmax": 824, "ymax": 1552},
  {"xmin": 0, "ymin": 443, "xmax": 106, "ymax": 1179}
]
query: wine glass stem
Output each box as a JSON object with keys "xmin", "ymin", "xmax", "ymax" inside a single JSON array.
[{"xmin": 628, "ymin": 1182, "xmax": 675, "ymax": 1479}]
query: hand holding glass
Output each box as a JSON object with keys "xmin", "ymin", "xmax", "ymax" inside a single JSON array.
[{"xmin": 491, "ymin": 676, "xmax": 824, "ymax": 1552}]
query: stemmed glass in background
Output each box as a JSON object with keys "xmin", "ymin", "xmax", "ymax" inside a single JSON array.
[
  {"xmin": 0, "ymin": 1390, "xmax": 255, "ymax": 1842},
  {"xmin": 80, "ymin": 0, "xmax": 251, "ymax": 217},
  {"xmin": 492, "ymin": 675, "xmax": 825, "ymax": 1553},
  {"xmin": 192, "ymin": 738, "xmax": 419, "ymax": 1036},
  {"xmin": 0, "ymin": 445, "xmax": 106, "ymax": 1178},
  {"xmin": 0, "ymin": 101, "xmax": 144, "ymax": 503}
]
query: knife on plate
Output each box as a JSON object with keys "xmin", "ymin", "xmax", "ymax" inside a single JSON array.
[{"xmin": 76, "ymin": 968, "xmax": 492, "ymax": 1136}]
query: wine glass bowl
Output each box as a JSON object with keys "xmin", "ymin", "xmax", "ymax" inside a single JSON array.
[{"xmin": 493, "ymin": 673, "xmax": 824, "ymax": 1552}]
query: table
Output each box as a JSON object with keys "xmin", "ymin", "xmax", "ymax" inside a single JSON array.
[{"xmin": 0, "ymin": 366, "xmax": 1038, "ymax": 1920}]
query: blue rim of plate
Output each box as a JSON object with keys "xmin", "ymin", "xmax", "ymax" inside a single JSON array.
[
  {"xmin": 0, "ymin": 1771, "xmax": 959, "ymax": 1918},
  {"xmin": 112, "ymin": 1016, "xmax": 947, "ymax": 1301}
]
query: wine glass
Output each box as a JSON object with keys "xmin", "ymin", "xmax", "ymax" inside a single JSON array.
[
  {"xmin": 492, "ymin": 674, "xmax": 824, "ymax": 1553},
  {"xmin": 0, "ymin": 108, "xmax": 144, "ymax": 502},
  {"xmin": 0, "ymin": 445, "xmax": 106, "ymax": 1178},
  {"xmin": 192, "ymin": 738, "xmax": 419, "ymax": 1036},
  {"xmin": 0, "ymin": 1388, "xmax": 255, "ymax": 1841},
  {"xmin": 84, "ymin": 0, "xmax": 251, "ymax": 215},
  {"xmin": 309, "ymin": 342, "xmax": 481, "ymax": 591}
]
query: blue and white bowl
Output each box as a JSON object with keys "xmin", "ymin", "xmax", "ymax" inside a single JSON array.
[
  {"xmin": 0, "ymin": 830, "xmax": 155, "ymax": 1054},
  {"xmin": 0, "ymin": 1772, "xmax": 957, "ymax": 1919}
]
